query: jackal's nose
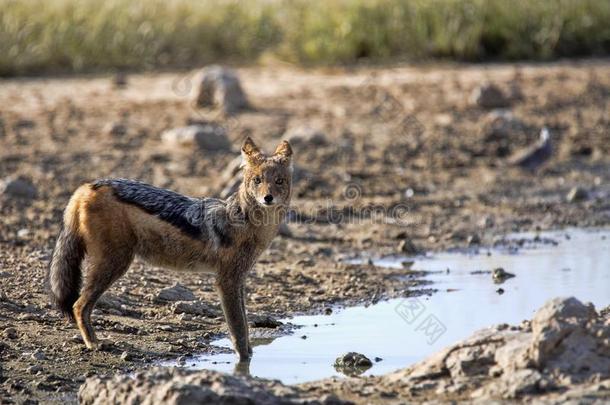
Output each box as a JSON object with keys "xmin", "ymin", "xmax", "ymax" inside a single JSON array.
[{"xmin": 264, "ymin": 194, "xmax": 274, "ymax": 204}]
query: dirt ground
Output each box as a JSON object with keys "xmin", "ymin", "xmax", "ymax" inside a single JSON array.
[{"xmin": 0, "ymin": 60, "xmax": 609, "ymax": 404}]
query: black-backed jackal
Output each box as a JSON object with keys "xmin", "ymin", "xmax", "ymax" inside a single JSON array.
[{"xmin": 47, "ymin": 138, "xmax": 292, "ymax": 362}]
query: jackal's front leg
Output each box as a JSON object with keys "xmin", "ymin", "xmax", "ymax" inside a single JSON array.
[{"xmin": 216, "ymin": 275, "xmax": 250, "ymax": 362}]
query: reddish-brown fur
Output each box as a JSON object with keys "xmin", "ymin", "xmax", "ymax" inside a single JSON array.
[{"xmin": 47, "ymin": 138, "xmax": 292, "ymax": 362}]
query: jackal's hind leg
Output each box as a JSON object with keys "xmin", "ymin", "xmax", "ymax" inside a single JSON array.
[{"xmin": 73, "ymin": 253, "xmax": 132, "ymax": 350}]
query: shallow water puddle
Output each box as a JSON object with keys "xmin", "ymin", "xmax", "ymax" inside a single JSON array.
[{"xmin": 167, "ymin": 228, "xmax": 610, "ymax": 384}]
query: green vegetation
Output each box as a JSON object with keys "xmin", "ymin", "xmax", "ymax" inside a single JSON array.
[{"xmin": 1, "ymin": 0, "xmax": 609, "ymax": 75}]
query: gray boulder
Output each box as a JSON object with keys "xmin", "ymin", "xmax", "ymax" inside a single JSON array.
[{"xmin": 196, "ymin": 66, "xmax": 249, "ymax": 115}]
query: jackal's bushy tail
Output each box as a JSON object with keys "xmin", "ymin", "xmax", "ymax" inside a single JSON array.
[{"xmin": 47, "ymin": 207, "xmax": 84, "ymax": 320}]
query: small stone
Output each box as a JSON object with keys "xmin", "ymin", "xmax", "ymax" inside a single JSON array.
[
  {"xmin": 27, "ymin": 365, "xmax": 42, "ymax": 374},
  {"xmin": 0, "ymin": 177, "xmax": 37, "ymax": 200},
  {"xmin": 334, "ymin": 352, "xmax": 373, "ymax": 376},
  {"xmin": 566, "ymin": 186, "xmax": 588, "ymax": 203},
  {"xmin": 104, "ymin": 122, "xmax": 127, "ymax": 136},
  {"xmin": 398, "ymin": 239, "xmax": 420, "ymax": 255},
  {"xmin": 478, "ymin": 216, "xmax": 494, "ymax": 228},
  {"xmin": 467, "ymin": 234, "xmax": 481, "ymax": 246},
  {"xmin": 324, "ymin": 307, "xmax": 333, "ymax": 315},
  {"xmin": 155, "ymin": 283, "xmax": 197, "ymax": 302},
  {"xmin": 4, "ymin": 327, "xmax": 17, "ymax": 339},
  {"xmin": 249, "ymin": 315, "xmax": 282, "ymax": 328},
  {"xmin": 31, "ymin": 349, "xmax": 46, "ymax": 361},
  {"xmin": 496, "ymin": 288, "xmax": 505, "ymax": 295},
  {"xmin": 492, "ymin": 267, "xmax": 516, "ymax": 283},
  {"xmin": 113, "ymin": 72, "xmax": 128, "ymax": 88},
  {"xmin": 161, "ymin": 125, "xmax": 231, "ymax": 152},
  {"xmin": 283, "ymin": 126, "xmax": 328, "ymax": 149},
  {"xmin": 16, "ymin": 228, "xmax": 30, "ymax": 238},
  {"xmin": 278, "ymin": 222, "xmax": 292, "ymax": 238},
  {"xmin": 172, "ymin": 300, "xmax": 218, "ymax": 317},
  {"xmin": 471, "ymin": 83, "xmax": 510, "ymax": 109},
  {"xmin": 120, "ymin": 351, "xmax": 131, "ymax": 361}
]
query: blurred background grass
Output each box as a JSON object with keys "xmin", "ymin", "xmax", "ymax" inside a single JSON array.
[{"xmin": 1, "ymin": 0, "xmax": 609, "ymax": 76}]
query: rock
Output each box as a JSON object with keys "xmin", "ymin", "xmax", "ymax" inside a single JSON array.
[
  {"xmin": 471, "ymin": 83, "xmax": 511, "ymax": 109},
  {"xmin": 496, "ymin": 288, "xmax": 505, "ymax": 295},
  {"xmin": 566, "ymin": 186, "xmax": 588, "ymax": 203},
  {"xmin": 283, "ymin": 126, "xmax": 328, "ymax": 149},
  {"xmin": 172, "ymin": 300, "xmax": 219, "ymax": 317},
  {"xmin": 78, "ymin": 367, "xmax": 347, "ymax": 405},
  {"xmin": 479, "ymin": 110, "xmax": 528, "ymax": 157},
  {"xmin": 508, "ymin": 127, "xmax": 552, "ymax": 171},
  {"xmin": 103, "ymin": 122, "xmax": 127, "ymax": 136},
  {"xmin": 278, "ymin": 222, "xmax": 292, "ymax": 238},
  {"xmin": 4, "ymin": 327, "xmax": 17, "ymax": 339},
  {"xmin": 113, "ymin": 72, "xmax": 128, "ymax": 88},
  {"xmin": 0, "ymin": 177, "xmax": 37, "ymax": 200},
  {"xmin": 16, "ymin": 228, "xmax": 30, "ymax": 238},
  {"xmin": 30, "ymin": 349, "xmax": 46, "ymax": 361},
  {"xmin": 492, "ymin": 267, "xmax": 515, "ymax": 283},
  {"xmin": 398, "ymin": 238, "xmax": 420, "ymax": 255},
  {"xmin": 467, "ymin": 234, "xmax": 481, "ymax": 246},
  {"xmin": 155, "ymin": 283, "xmax": 196, "ymax": 302},
  {"xmin": 527, "ymin": 296, "xmax": 598, "ymax": 373},
  {"xmin": 388, "ymin": 297, "xmax": 609, "ymax": 400},
  {"xmin": 334, "ymin": 352, "xmax": 373, "ymax": 376},
  {"xmin": 195, "ymin": 66, "xmax": 249, "ymax": 115},
  {"xmin": 161, "ymin": 125, "xmax": 231, "ymax": 152},
  {"xmin": 27, "ymin": 365, "xmax": 42, "ymax": 374},
  {"xmin": 120, "ymin": 351, "xmax": 131, "ymax": 362},
  {"xmin": 249, "ymin": 315, "xmax": 283, "ymax": 328},
  {"xmin": 97, "ymin": 293, "xmax": 127, "ymax": 313}
]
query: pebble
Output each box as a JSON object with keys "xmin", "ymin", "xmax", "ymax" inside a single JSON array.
[
  {"xmin": 120, "ymin": 351, "xmax": 131, "ymax": 361},
  {"xmin": 566, "ymin": 186, "xmax": 588, "ymax": 203},
  {"xmin": 31, "ymin": 349, "xmax": 46, "ymax": 361},
  {"xmin": 467, "ymin": 234, "xmax": 481, "ymax": 246},
  {"xmin": 492, "ymin": 267, "xmax": 516, "ymax": 283},
  {"xmin": 27, "ymin": 365, "xmax": 42, "ymax": 374},
  {"xmin": 4, "ymin": 327, "xmax": 18, "ymax": 339},
  {"xmin": 471, "ymin": 83, "xmax": 511, "ymax": 109},
  {"xmin": 398, "ymin": 239, "xmax": 420, "ymax": 255},
  {"xmin": 0, "ymin": 177, "xmax": 38, "ymax": 200}
]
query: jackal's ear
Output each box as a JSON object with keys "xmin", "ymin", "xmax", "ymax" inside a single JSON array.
[
  {"xmin": 274, "ymin": 140, "xmax": 293, "ymax": 161},
  {"xmin": 241, "ymin": 137, "xmax": 262, "ymax": 166}
]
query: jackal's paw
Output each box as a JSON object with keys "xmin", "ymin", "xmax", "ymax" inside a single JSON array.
[{"xmin": 84, "ymin": 341, "xmax": 99, "ymax": 351}]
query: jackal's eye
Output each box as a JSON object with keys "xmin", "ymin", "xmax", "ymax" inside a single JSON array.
[
  {"xmin": 253, "ymin": 176, "xmax": 262, "ymax": 185},
  {"xmin": 275, "ymin": 178, "xmax": 284, "ymax": 185}
]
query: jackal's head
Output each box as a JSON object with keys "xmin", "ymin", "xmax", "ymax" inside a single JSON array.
[{"xmin": 240, "ymin": 137, "xmax": 292, "ymax": 208}]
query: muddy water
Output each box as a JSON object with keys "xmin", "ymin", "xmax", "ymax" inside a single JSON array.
[{"xmin": 167, "ymin": 228, "xmax": 610, "ymax": 384}]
